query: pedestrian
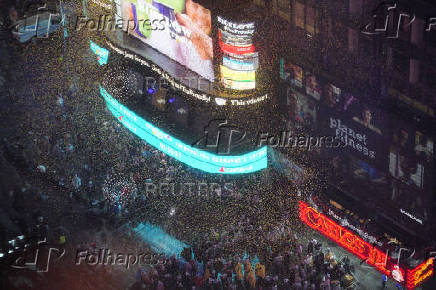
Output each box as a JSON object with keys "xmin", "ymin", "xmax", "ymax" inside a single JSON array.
[
  {"xmin": 307, "ymin": 240, "xmax": 314, "ymax": 254},
  {"xmin": 382, "ymin": 274, "xmax": 387, "ymax": 288}
]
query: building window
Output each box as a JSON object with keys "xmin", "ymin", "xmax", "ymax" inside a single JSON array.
[
  {"xmin": 294, "ymin": 1, "xmax": 305, "ymax": 29},
  {"xmin": 425, "ymin": 21, "xmax": 436, "ymax": 49},
  {"xmin": 306, "ymin": 6, "xmax": 316, "ymax": 35},
  {"xmin": 409, "ymin": 59, "xmax": 420, "ymax": 84},
  {"xmin": 348, "ymin": 27, "xmax": 358, "ymax": 52},
  {"xmin": 425, "ymin": 66, "xmax": 436, "ymax": 90},
  {"xmin": 411, "ymin": 18, "xmax": 424, "ymax": 47},
  {"xmin": 293, "ymin": 1, "xmax": 317, "ymax": 35},
  {"xmin": 277, "ymin": 0, "xmax": 290, "ymax": 10},
  {"xmin": 349, "ymin": 0, "xmax": 362, "ymax": 16}
]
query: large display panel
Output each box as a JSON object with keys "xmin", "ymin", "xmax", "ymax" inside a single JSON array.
[
  {"xmin": 90, "ymin": 40, "xmax": 110, "ymax": 65},
  {"xmin": 99, "ymin": 85, "xmax": 268, "ymax": 174},
  {"xmin": 299, "ymin": 201, "xmax": 435, "ymax": 289},
  {"xmin": 116, "ymin": 0, "xmax": 214, "ymax": 82},
  {"xmin": 217, "ymin": 16, "xmax": 258, "ymax": 91},
  {"xmin": 281, "ymin": 58, "xmax": 434, "ymax": 226}
]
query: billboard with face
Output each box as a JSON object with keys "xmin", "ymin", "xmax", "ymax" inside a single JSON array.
[
  {"xmin": 116, "ymin": 0, "xmax": 214, "ymax": 81},
  {"xmin": 388, "ymin": 120, "xmax": 434, "ymax": 221}
]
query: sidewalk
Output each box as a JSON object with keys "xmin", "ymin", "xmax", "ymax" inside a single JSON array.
[{"xmin": 305, "ymin": 229, "xmax": 423, "ymax": 290}]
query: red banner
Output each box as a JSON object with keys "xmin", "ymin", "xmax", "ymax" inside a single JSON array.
[
  {"xmin": 406, "ymin": 258, "xmax": 435, "ymax": 289},
  {"xmin": 298, "ymin": 201, "xmax": 436, "ymax": 289},
  {"xmin": 219, "ymin": 40, "xmax": 255, "ymax": 55}
]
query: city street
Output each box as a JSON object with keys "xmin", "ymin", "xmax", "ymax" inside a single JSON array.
[{"xmin": 1, "ymin": 0, "xmax": 435, "ymax": 290}]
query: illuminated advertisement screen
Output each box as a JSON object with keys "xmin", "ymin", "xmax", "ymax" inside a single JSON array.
[
  {"xmin": 90, "ymin": 40, "xmax": 109, "ymax": 65},
  {"xmin": 220, "ymin": 65, "xmax": 255, "ymax": 82},
  {"xmin": 406, "ymin": 258, "xmax": 435, "ymax": 289},
  {"xmin": 117, "ymin": 0, "xmax": 214, "ymax": 81},
  {"xmin": 220, "ymin": 65, "xmax": 256, "ymax": 90},
  {"xmin": 299, "ymin": 202, "xmax": 403, "ymax": 279},
  {"xmin": 217, "ymin": 16, "xmax": 257, "ymax": 91},
  {"xmin": 218, "ymin": 38, "xmax": 255, "ymax": 55},
  {"xmin": 299, "ymin": 201, "xmax": 434, "ymax": 289},
  {"xmin": 99, "ymin": 85, "xmax": 268, "ymax": 174},
  {"xmin": 387, "ymin": 118, "xmax": 434, "ymax": 222},
  {"xmin": 223, "ymin": 53, "xmax": 259, "ymax": 71},
  {"xmin": 281, "ymin": 60, "xmax": 303, "ymax": 88},
  {"xmin": 219, "ymin": 29, "xmax": 252, "ymax": 46},
  {"xmin": 305, "ymin": 72, "xmax": 321, "ymax": 100},
  {"xmin": 221, "ymin": 79, "xmax": 256, "ymax": 90}
]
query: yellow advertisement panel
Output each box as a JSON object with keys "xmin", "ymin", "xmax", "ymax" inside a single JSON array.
[{"xmin": 220, "ymin": 65, "xmax": 255, "ymax": 82}]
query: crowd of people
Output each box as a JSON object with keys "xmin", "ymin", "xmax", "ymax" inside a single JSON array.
[
  {"xmin": 129, "ymin": 225, "xmax": 356, "ymax": 290},
  {"xmin": 0, "ymin": 2, "xmax": 361, "ymax": 290}
]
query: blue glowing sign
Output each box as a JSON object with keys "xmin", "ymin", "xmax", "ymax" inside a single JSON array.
[
  {"xmin": 99, "ymin": 85, "xmax": 267, "ymax": 174},
  {"xmin": 90, "ymin": 40, "xmax": 109, "ymax": 65}
]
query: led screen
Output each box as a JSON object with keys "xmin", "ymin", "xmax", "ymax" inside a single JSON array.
[
  {"xmin": 117, "ymin": 0, "xmax": 214, "ymax": 81},
  {"xmin": 99, "ymin": 85, "xmax": 268, "ymax": 174},
  {"xmin": 217, "ymin": 16, "xmax": 257, "ymax": 90},
  {"xmin": 90, "ymin": 40, "xmax": 109, "ymax": 65}
]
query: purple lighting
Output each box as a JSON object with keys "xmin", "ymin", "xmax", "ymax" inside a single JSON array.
[
  {"xmin": 148, "ymin": 88, "xmax": 155, "ymax": 94},
  {"xmin": 169, "ymin": 98, "xmax": 175, "ymax": 103}
]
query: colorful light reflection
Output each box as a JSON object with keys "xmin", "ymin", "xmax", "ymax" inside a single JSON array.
[
  {"xmin": 99, "ymin": 85, "xmax": 268, "ymax": 174},
  {"xmin": 298, "ymin": 201, "xmax": 434, "ymax": 289}
]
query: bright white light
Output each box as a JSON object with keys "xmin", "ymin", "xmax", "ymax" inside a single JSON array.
[
  {"xmin": 170, "ymin": 208, "xmax": 176, "ymax": 216},
  {"xmin": 215, "ymin": 98, "xmax": 226, "ymax": 106},
  {"xmin": 8, "ymin": 249, "xmax": 13, "ymax": 254},
  {"xmin": 177, "ymin": 108, "xmax": 187, "ymax": 114},
  {"xmin": 18, "ymin": 235, "xmax": 24, "ymax": 240},
  {"xmin": 9, "ymin": 239, "xmax": 15, "ymax": 245},
  {"xmin": 0, "ymin": 253, "xmax": 4, "ymax": 257}
]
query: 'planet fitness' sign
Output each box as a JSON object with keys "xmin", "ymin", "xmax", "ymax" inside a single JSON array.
[{"xmin": 99, "ymin": 85, "xmax": 268, "ymax": 174}]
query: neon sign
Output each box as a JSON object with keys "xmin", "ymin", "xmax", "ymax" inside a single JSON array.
[
  {"xmin": 104, "ymin": 39, "xmax": 268, "ymax": 105},
  {"xmin": 406, "ymin": 258, "xmax": 434, "ymax": 289},
  {"xmin": 299, "ymin": 201, "xmax": 434, "ymax": 289},
  {"xmin": 100, "ymin": 85, "xmax": 268, "ymax": 174},
  {"xmin": 299, "ymin": 202, "xmax": 401, "ymax": 276}
]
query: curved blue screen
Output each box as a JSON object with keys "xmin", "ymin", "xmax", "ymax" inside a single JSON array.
[{"xmin": 99, "ymin": 85, "xmax": 268, "ymax": 174}]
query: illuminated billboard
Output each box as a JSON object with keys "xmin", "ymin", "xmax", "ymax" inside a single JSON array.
[
  {"xmin": 99, "ymin": 85, "xmax": 268, "ymax": 174},
  {"xmin": 90, "ymin": 40, "xmax": 109, "ymax": 65},
  {"xmin": 299, "ymin": 201, "xmax": 434, "ymax": 289},
  {"xmin": 220, "ymin": 65, "xmax": 255, "ymax": 82},
  {"xmin": 116, "ymin": 0, "xmax": 214, "ymax": 82},
  {"xmin": 217, "ymin": 16, "xmax": 257, "ymax": 91},
  {"xmin": 223, "ymin": 53, "xmax": 259, "ymax": 71}
]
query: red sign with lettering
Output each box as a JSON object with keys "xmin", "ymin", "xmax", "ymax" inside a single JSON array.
[
  {"xmin": 406, "ymin": 258, "xmax": 434, "ymax": 289},
  {"xmin": 298, "ymin": 201, "xmax": 434, "ymax": 289},
  {"xmin": 219, "ymin": 41, "xmax": 255, "ymax": 55}
]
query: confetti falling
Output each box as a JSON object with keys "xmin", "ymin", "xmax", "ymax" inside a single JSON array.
[{"xmin": 103, "ymin": 174, "xmax": 137, "ymax": 208}]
